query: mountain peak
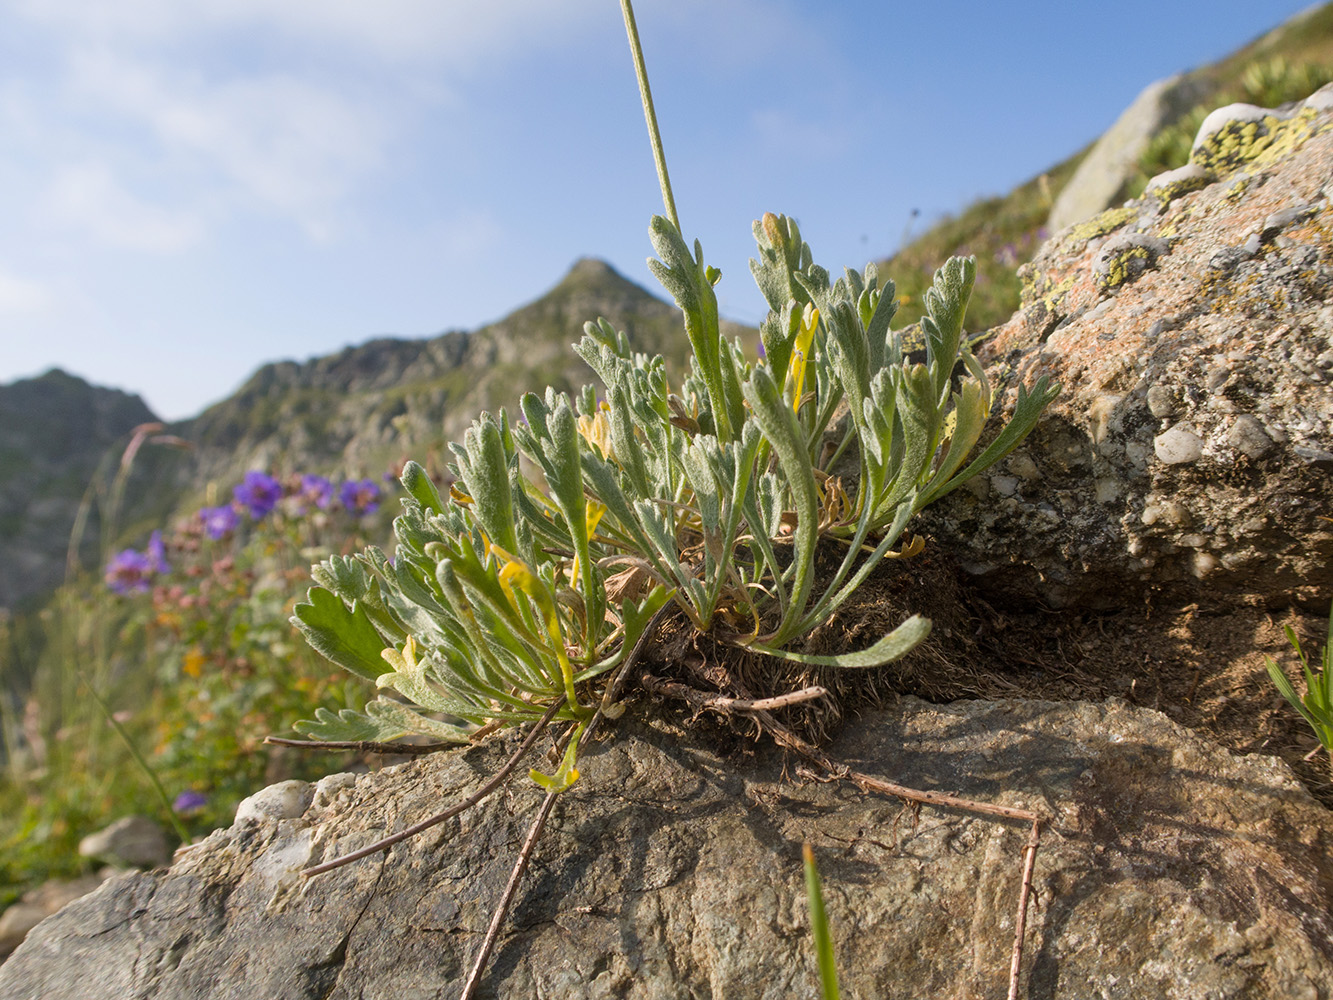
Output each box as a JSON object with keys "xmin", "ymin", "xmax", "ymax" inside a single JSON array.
[{"xmin": 553, "ymin": 257, "xmax": 646, "ymax": 297}]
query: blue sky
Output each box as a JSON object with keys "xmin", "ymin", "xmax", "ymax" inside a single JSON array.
[{"xmin": 0, "ymin": 0, "xmax": 1320, "ymax": 420}]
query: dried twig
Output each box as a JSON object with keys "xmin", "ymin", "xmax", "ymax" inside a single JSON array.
[
  {"xmin": 264, "ymin": 736, "xmax": 455, "ymax": 755},
  {"xmin": 844, "ymin": 770, "xmax": 1039, "ymax": 824},
  {"xmin": 1008, "ymin": 818, "xmax": 1043, "ymax": 1000},
  {"xmin": 459, "ymin": 787, "xmax": 561, "ymax": 1000},
  {"xmin": 303, "ymin": 698, "xmax": 565, "ymax": 877},
  {"xmin": 641, "ymin": 672, "xmax": 829, "ymax": 714}
]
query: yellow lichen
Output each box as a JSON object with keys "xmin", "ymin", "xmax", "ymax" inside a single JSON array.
[
  {"xmin": 1192, "ymin": 107, "xmax": 1328, "ymax": 176},
  {"xmin": 1066, "ymin": 205, "xmax": 1139, "ymax": 246},
  {"xmin": 1150, "ymin": 173, "xmax": 1209, "ymax": 209},
  {"xmin": 1041, "ymin": 274, "xmax": 1076, "ymax": 312},
  {"xmin": 1096, "ymin": 245, "xmax": 1152, "ymax": 292}
]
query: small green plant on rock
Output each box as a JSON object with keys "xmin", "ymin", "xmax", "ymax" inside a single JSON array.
[
  {"xmin": 1266, "ymin": 602, "xmax": 1333, "ymax": 780},
  {"xmin": 280, "ymin": 3, "xmax": 1058, "ymax": 996}
]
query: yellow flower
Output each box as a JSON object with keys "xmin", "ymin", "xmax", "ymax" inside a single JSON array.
[
  {"xmin": 787, "ymin": 302, "xmax": 819, "ymax": 413},
  {"xmin": 577, "ymin": 403, "xmax": 614, "ymax": 461},
  {"xmin": 485, "ymin": 538, "xmax": 581, "ymax": 711},
  {"xmin": 182, "ymin": 647, "xmax": 206, "ymax": 678}
]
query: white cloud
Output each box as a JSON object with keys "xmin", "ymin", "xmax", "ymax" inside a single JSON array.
[
  {"xmin": 66, "ymin": 49, "xmax": 392, "ymax": 238},
  {"xmin": 0, "ymin": 267, "xmax": 52, "ymax": 313},
  {"xmin": 0, "ymin": 0, "xmax": 612, "ymax": 248},
  {"xmin": 46, "ymin": 163, "xmax": 202, "ymax": 251},
  {"xmin": 6, "ymin": 0, "xmax": 605, "ymax": 66}
]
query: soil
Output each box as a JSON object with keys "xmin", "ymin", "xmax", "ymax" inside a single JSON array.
[{"xmin": 636, "ymin": 539, "xmax": 1333, "ymax": 811}]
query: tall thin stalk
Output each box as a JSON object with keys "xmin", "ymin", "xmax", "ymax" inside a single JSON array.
[{"xmin": 620, "ymin": 0, "xmax": 679, "ymax": 232}]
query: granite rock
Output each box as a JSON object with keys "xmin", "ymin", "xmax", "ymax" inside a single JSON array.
[{"xmin": 920, "ymin": 85, "xmax": 1333, "ymax": 609}]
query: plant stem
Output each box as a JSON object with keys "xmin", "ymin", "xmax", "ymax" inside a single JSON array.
[
  {"xmin": 620, "ymin": 0, "xmax": 680, "ymax": 232},
  {"xmin": 82, "ymin": 678, "xmax": 191, "ymax": 844}
]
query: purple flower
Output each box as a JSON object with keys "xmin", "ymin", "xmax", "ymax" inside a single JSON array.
[
  {"xmin": 198, "ymin": 505, "xmax": 239, "ymax": 540},
  {"xmin": 146, "ymin": 530, "xmax": 170, "ymax": 573},
  {"xmin": 338, "ymin": 478, "xmax": 382, "ymax": 516},
  {"xmin": 234, "ymin": 471, "xmax": 283, "ymax": 519},
  {"xmin": 172, "ymin": 790, "xmax": 208, "ymax": 815},
  {"xmin": 106, "ymin": 548, "xmax": 155, "ymax": 594},
  {"xmin": 298, "ymin": 474, "xmax": 333, "ymax": 511}
]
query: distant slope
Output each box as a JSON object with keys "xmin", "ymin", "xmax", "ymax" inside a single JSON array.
[
  {"xmin": 1, "ymin": 259, "xmax": 749, "ymax": 613},
  {"xmin": 162, "ymin": 257, "xmax": 749, "ymax": 509},
  {"xmin": 0, "ymin": 370, "xmax": 158, "ymax": 610},
  {"xmin": 881, "ymin": 2, "xmax": 1333, "ymax": 334}
]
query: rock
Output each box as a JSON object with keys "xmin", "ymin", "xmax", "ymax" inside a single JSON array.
[
  {"xmin": 920, "ymin": 85, "xmax": 1333, "ymax": 609},
  {"xmin": 1046, "ymin": 73, "xmax": 1210, "ymax": 233},
  {"xmin": 233, "ymin": 779, "xmax": 314, "ymax": 825},
  {"xmin": 1, "ymin": 701, "xmax": 1329, "ymax": 999},
  {"xmin": 0, "ymin": 874, "xmax": 108, "ymax": 960},
  {"xmin": 77, "ymin": 815, "xmax": 172, "ymax": 869}
]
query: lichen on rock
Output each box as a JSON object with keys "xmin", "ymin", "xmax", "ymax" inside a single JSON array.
[{"xmin": 917, "ymin": 82, "xmax": 1333, "ymax": 610}]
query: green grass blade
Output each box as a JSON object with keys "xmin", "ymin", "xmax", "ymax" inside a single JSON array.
[{"xmin": 803, "ymin": 843, "xmax": 841, "ymax": 1000}]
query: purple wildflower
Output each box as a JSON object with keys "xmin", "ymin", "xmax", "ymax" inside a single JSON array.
[
  {"xmin": 106, "ymin": 548, "xmax": 155, "ymax": 594},
  {"xmin": 298, "ymin": 474, "xmax": 334, "ymax": 511},
  {"xmin": 338, "ymin": 478, "xmax": 382, "ymax": 516},
  {"xmin": 234, "ymin": 471, "xmax": 283, "ymax": 519},
  {"xmin": 172, "ymin": 790, "xmax": 208, "ymax": 815},
  {"xmin": 146, "ymin": 530, "xmax": 170, "ymax": 573},
  {"xmin": 198, "ymin": 504, "xmax": 239, "ymax": 540}
]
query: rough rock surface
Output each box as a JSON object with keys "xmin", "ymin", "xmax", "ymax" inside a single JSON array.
[
  {"xmin": 1047, "ymin": 72, "xmax": 1210, "ymax": 233},
  {"xmin": 2, "ymin": 699, "xmax": 1330, "ymax": 999},
  {"xmin": 920, "ymin": 85, "xmax": 1333, "ymax": 610},
  {"xmin": 0, "ymin": 874, "xmax": 110, "ymax": 960}
]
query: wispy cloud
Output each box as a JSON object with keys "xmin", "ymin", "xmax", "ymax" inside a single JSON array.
[
  {"xmin": 45, "ymin": 163, "xmax": 202, "ymax": 251},
  {"xmin": 0, "ymin": 266, "xmax": 52, "ymax": 313},
  {"xmin": 6, "ymin": 0, "xmax": 605, "ymax": 66},
  {"xmin": 0, "ymin": 0, "xmax": 610, "ymax": 247},
  {"xmin": 65, "ymin": 49, "xmax": 393, "ymax": 239}
]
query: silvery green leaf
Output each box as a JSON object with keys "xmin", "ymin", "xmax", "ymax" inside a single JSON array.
[
  {"xmin": 922, "ymin": 257, "xmax": 975, "ymax": 405},
  {"xmin": 919, "ymin": 379, "xmax": 989, "ymax": 504},
  {"xmin": 310, "ymin": 553, "xmax": 373, "ymax": 602},
  {"xmin": 752, "ymin": 615, "xmax": 930, "ymax": 668},
  {"xmin": 927, "ymin": 376, "xmax": 1060, "ymax": 502},
  {"xmin": 292, "ymin": 706, "xmax": 409, "ymax": 743},
  {"xmin": 862, "ymin": 268, "xmax": 897, "ymax": 376},
  {"xmin": 363, "ymin": 699, "xmax": 477, "ymax": 741},
  {"xmin": 291, "ymin": 587, "xmax": 393, "ymax": 681},
  {"xmin": 742, "ymin": 365, "xmax": 820, "ymax": 644},
  {"xmin": 749, "ymin": 212, "xmax": 813, "ymax": 315},
  {"xmin": 458, "ymin": 414, "xmax": 518, "ymax": 553},
  {"xmin": 401, "ymin": 460, "xmax": 445, "ymax": 516},
  {"xmin": 648, "ymin": 215, "xmax": 741, "ymax": 441},
  {"xmin": 682, "ymin": 437, "xmax": 722, "ymax": 533}
]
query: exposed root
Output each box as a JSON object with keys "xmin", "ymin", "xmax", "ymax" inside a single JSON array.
[{"xmin": 640, "ymin": 673, "xmax": 829, "ymax": 714}]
